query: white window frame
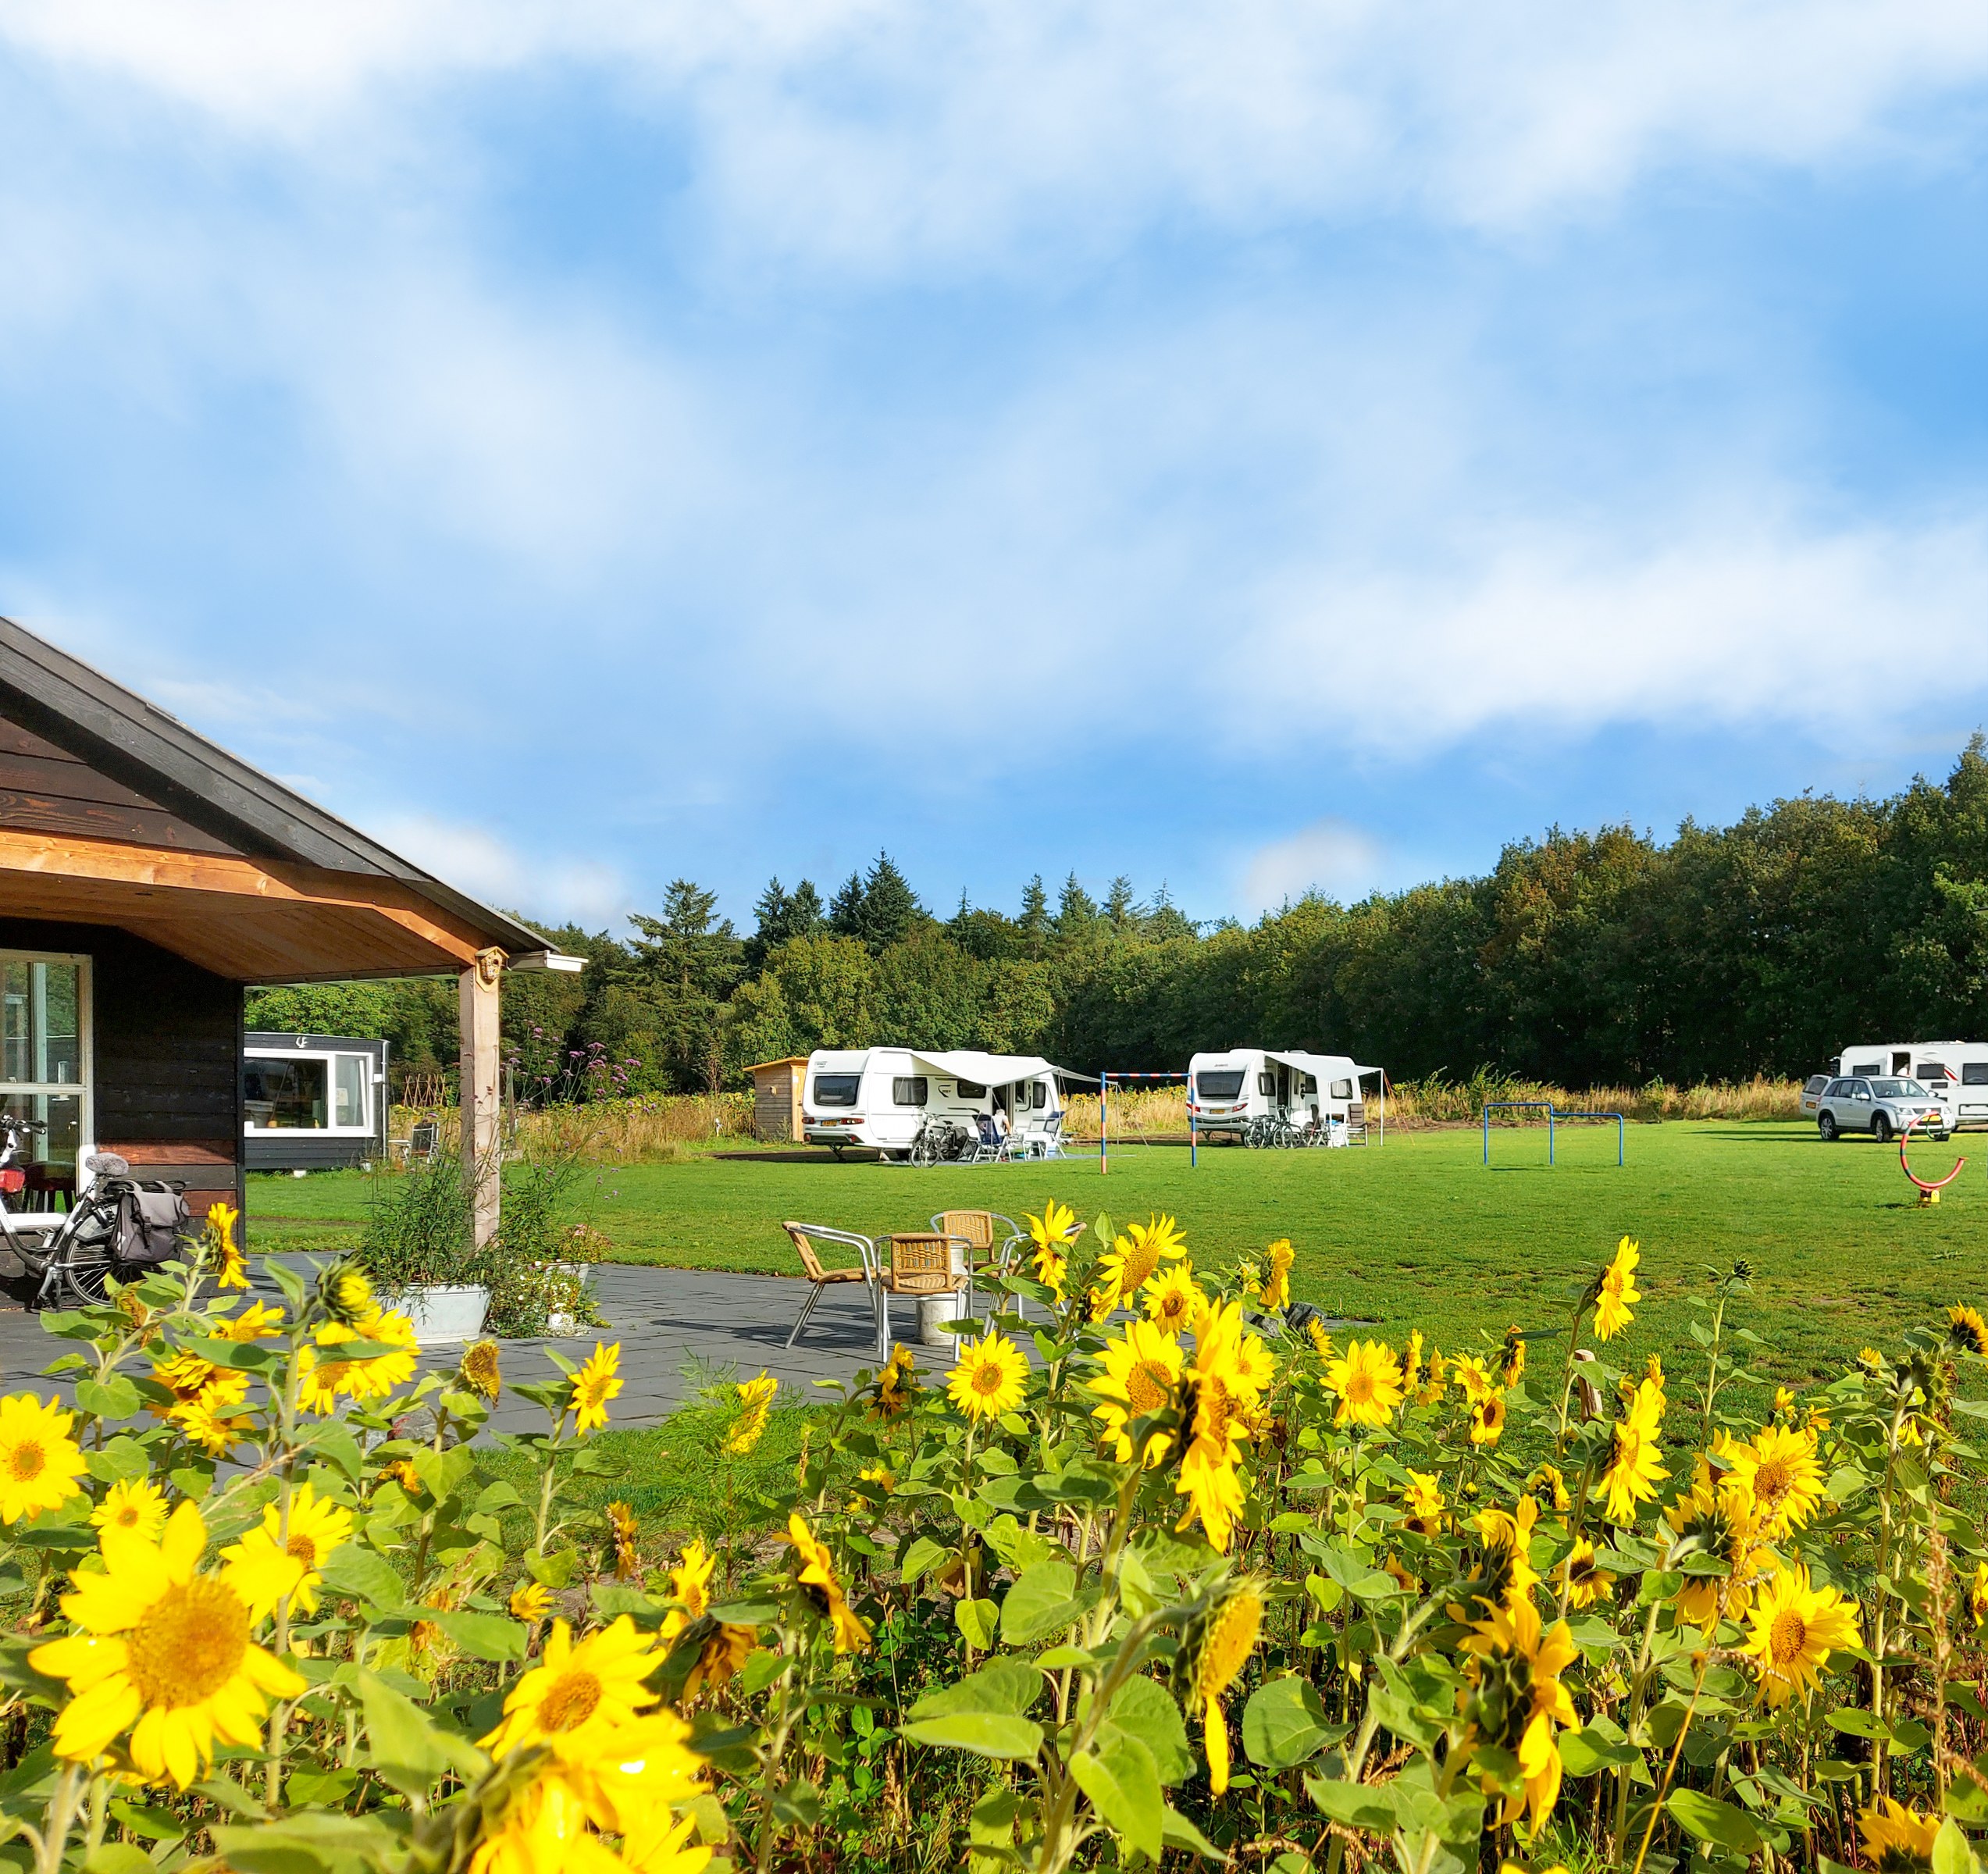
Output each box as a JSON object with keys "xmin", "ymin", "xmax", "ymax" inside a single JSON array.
[
  {"xmin": 243, "ymin": 1045, "xmax": 377, "ymax": 1137},
  {"xmin": 0, "ymin": 949, "xmax": 94, "ymax": 1164}
]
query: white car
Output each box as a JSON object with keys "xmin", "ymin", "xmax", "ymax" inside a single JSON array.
[
  {"xmin": 1815, "ymin": 1076, "xmax": 1947, "ymax": 1143},
  {"xmin": 1800, "ymin": 1074, "xmax": 1829, "ymax": 1117}
]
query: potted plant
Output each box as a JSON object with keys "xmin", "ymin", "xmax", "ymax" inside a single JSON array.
[{"xmin": 360, "ymin": 1154, "xmax": 489, "ymax": 1346}]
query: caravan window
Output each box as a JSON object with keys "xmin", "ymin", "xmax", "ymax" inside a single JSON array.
[
  {"xmin": 1851, "ymin": 1062, "xmax": 1881, "ymax": 1076},
  {"xmin": 1256, "ymin": 1073, "xmax": 1274, "ymax": 1096},
  {"xmin": 892, "ymin": 1077, "xmax": 928, "ymax": 1107},
  {"xmin": 1300, "ymin": 1074, "xmax": 1317, "ymax": 1093},
  {"xmin": 1030, "ymin": 1081, "xmax": 1048, "ymax": 1110},
  {"xmin": 244, "ymin": 1057, "xmax": 327, "ymax": 1129},
  {"xmin": 1330, "ymin": 1078, "xmax": 1354, "ymax": 1099},
  {"xmin": 1919, "ymin": 1062, "xmax": 1954, "ymax": 1082},
  {"xmin": 812, "ymin": 1074, "xmax": 860, "ymax": 1107},
  {"xmin": 955, "ymin": 1080, "xmax": 986, "ymax": 1099},
  {"xmin": 1967, "ymin": 1064, "xmax": 1988, "ymax": 1087},
  {"xmin": 1195, "ymin": 1071, "xmax": 1245, "ymax": 1099}
]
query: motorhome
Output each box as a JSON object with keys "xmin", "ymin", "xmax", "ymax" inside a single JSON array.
[
  {"xmin": 800, "ymin": 1048, "xmax": 1088, "ymax": 1158},
  {"xmin": 1185, "ymin": 1048, "xmax": 1383, "ymax": 1142},
  {"xmin": 1835, "ymin": 1042, "xmax": 1988, "ymax": 1131}
]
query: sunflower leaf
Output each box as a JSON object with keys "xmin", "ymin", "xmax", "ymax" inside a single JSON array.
[
  {"xmin": 1668, "ymin": 1788, "xmax": 1763, "ymax": 1854},
  {"xmin": 1070, "ymin": 1723, "xmax": 1163, "ymax": 1862},
  {"xmin": 1243, "ymin": 1676, "xmax": 1338, "ymax": 1772}
]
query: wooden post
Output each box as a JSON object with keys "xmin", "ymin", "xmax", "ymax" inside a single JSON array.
[{"xmin": 460, "ymin": 947, "xmax": 504, "ymax": 1248}]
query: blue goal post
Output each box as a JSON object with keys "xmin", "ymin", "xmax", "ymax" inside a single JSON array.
[{"xmin": 1482, "ymin": 1101, "xmax": 1624, "ymax": 1167}]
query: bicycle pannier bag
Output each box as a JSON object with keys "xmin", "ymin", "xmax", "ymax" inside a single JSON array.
[{"xmin": 118, "ymin": 1184, "xmax": 192, "ymax": 1266}]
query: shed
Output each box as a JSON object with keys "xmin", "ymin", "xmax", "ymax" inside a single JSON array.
[
  {"xmin": 0, "ymin": 616, "xmax": 580, "ymax": 1240},
  {"xmin": 244, "ymin": 1031, "xmax": 391, "ymax": 1171},
  {"xmin": 746, "ymin": 1056, "xmax": 808, "ymax": 1142}
]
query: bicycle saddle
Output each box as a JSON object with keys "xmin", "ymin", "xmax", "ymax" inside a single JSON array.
[{"xmin": 83, "ymin": 1152, "xmax": 130, "ymax": 1177}]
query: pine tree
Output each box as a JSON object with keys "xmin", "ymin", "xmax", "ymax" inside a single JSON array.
[
  {"xmin": 1056, "ymin": 872, "xmax": 1098, "ymax": 932},
  {"xmin": 788, "ymin": 879, "xmax": 825, "ymax": 933},
  {"xmin": 1104, "ymin": 875, "xmax": 1137, "ymax": 929},
  {"xmin": 828, "ymin": 871, "xmax": 867, "ymax": 938},
  {"xmin": 857, "ymin": 852, "xmax": 921, "ymax": 951},
  {"xmin": 745, "ymin": 876, "xmax": 827, "ymax": 972}
]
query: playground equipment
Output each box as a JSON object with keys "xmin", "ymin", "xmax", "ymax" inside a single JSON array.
[
  {"xmin": 1900, "ymin": 1112, "xmax": 1965, "ymax": 1206},
  {"xmin": 1099, "ymin": 1071, "xmax": 1195, "ymax": 1175},
  {"xmin": 1482, "ymin": 1101, "xmax": 1625, "ymax": 1167}
]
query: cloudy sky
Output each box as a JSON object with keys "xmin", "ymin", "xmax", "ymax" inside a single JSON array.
[{"xmin": 2, "ymin": 4, "xmax": 1986, "ymax": 933}]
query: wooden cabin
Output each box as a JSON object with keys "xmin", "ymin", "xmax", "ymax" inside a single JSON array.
[
  {"xmin": 746, "ymin": 1056, "xmax": 808, "ymax": 1143},
  {"xmin": 0, "ymin": 617, "xmax": 579, "ymax": 1239}
]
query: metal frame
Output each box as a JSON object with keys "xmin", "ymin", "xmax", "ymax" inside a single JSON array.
[
  {"xmin": 1481, "ymin": 1101, "xmax": 1624, "ymax": 1167},
  {"xmin": 1099, "ymin": 1070, "xmax": 1195, "ymax": 1176}
]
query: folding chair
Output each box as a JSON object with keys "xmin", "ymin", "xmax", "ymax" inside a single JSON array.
[{"xmin": 781, "ymin": 1221, "xmax": 882, "ymax": 1353}]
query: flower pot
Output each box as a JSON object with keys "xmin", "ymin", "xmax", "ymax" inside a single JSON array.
[
  {"xmin": 916, "ymin": 1290, "xmax": 967, "ymax": 1355},
  {"xmin": 394, "ymin": 1284, "xmax": 490, "ymax": 1347},
  {"xmin": 546, "ymin": 1263, "xmax": 593, "ymax": 1336}
]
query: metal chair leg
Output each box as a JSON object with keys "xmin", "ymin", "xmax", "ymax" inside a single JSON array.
[{"xmin": 786, "ymin": 1281, "xmax": 825, "ymax": 1348}]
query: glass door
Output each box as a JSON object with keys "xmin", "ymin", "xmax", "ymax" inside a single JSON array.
[{"xmin": 0, "ymin": 953, "xmax": 91, "ymax": 1179}]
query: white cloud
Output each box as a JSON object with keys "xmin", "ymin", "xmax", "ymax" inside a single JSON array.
[
  {"xmin": 371, "ymin": 812, "xmax": 629, "ymax": 928},
  {"xmin": 1243, "ymin": 818, "xmax": 1388, "ymax": 911}
]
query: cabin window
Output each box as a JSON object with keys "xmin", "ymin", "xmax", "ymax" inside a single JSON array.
[
  {"xmin": 1256, "ymin": 1073, "xmax": 1274, "ymax": 1096},
  {"xmin": 1301, "ymin": 1074, "xmax": 1317, "ymax": 1093},
  {"xmin": 892, "ymin": 1077, "xmax": 928, "ymax": 1107},
  {"xmin": 1330, "ymin": 1078, "xmax": 1354, "ymax": 1099},
  {"xmin": 956, "ymin": 1079, "xmax": 986, "ymax": 1099},
  {"xmin": 244, "ymin": 1050, "xmax": 374, "ymax": 1134},
  {"xmin": 1031, "ymin": 1081, "xmax": 1048, "ymax": 1110},
  {"xmin": 1195, "ymin": 1071, "xmax": 1245, "ymax": 1100},
  {"xmin": 0, "ymin": 953, "xmax": 88, "ymax": 1175},
  {"xmin": 812, "ymin": 1074, "xmax": 861, "ymax": 1107},
  {"xmin": 1966, "ymin": 1065, "xmax": 1988, "ymax": 1087},
  {"xmin": 1851, "ymin": 1062, "xmax": 1881, "ymax": 1076},
  {"xmin": 1919, "ymin": 1063, "xmax": 1953, "ymax": 1082}
]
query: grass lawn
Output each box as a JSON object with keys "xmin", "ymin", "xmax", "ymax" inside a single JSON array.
[{"xmin": 249, "ymin": 1120, "xmax": 1988, "ymax": 1389}]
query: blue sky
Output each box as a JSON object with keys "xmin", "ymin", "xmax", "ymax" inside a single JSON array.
[{"xmin": 3, "ymin": 5, "xmax": 1987, "ymax": 938}]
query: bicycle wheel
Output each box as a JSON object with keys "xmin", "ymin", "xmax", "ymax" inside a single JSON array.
[{"xmin": 62, "ymin": 1242, "xmax": 118, "ymax": 1306}]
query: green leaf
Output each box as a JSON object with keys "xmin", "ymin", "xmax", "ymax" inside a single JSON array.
[
  {"xmin": 1161, "ymin": 1805, "xmax": 1224, "ymax": 1861},
  {"xmin": 1668, "ymin": 1787, "xmax": 1764, "ymax": 1854},
  {"xmin": 900, "ymin": 1712, "xmax": 1044, "ymax": 1759},
  {"xmin": 84, "ymin": 1847, "xmax": 154, "ymax": 1874},
  {"xmin": 955, "ymin": 1598, "xmax": 999, "ymax": 1650},
  {"xmin": 1305, "ymin": 1776, "xmax": 1398, "ymax": 1833},
  {"xmin": 316, "ymin": 1547, "xmax": 407, "ymax": 1611},
  {"xmin": 1827, "ymin": 1708, "xmax": 1894, "ymax": 1741},
  {"xmin": 424, "ymin": 1610, "xmax": 525, "ymax": 1662},
  {"xmin": 1110, "ymin": 1676, "xmax": 1194, "ymax": 1787},
  {"xmin": 526, "ymin": 1546, "xmax": 579, "ymax": 1589},
  {"xmin": 1559, "ymin": 1726, "xmax": 1644, "ymax": 1776},
  {"xmin": 82, "ymin": 1437, "xmax": 148, "ymax": 1484},
  {"xmin": 73, "ymin": 1376, "xmax": 140, "ymax": 1422},
  {"xmin": 1070, "ymin": 1723, "xmax": 1163, "ymax": 1862},
  {"xmin": 899, "ymin": 1535, "xmax": 949, "ymax": 1582},
  {"xmin": 1934, "ymin": 1819, "xmax": 1978, "ymax": 1874},
  {"xmin": 355, "ymin": 1667, "xmax": 488, "ymax": 1796},
  {"xmin": 910, "ymin": 1659, "xmax": 1041, "ymax": 1720},
  {"xmin": 105, "ymin": 1801, "xmax": 185, "ymax": 1844},
  {"xmin": 1243, "ymin": 1676, "xmax": 1338, "ymax": 1772},
  {"xmin": 1001, "ymin": 1557, "xmax": 1092, "ymax": 1644}
]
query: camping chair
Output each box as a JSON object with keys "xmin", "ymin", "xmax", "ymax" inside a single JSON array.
[
  {"xmin": 879, "ymin": 1231, "xmax": 962, "ymax": 1362},
  {"xmin": 1345, "ymin": 1101, "xmax": 1367, "ymax": 1144},
  {"xmin": 1033, "ymin": 1112, "xmax": 1067, "ymax": 1160},
  {"xmin": 391, "ymin": 1119, "xmax": 441, "ymax": 1166},
  {"xmin": 931, "ymin": 1210, "xmax": 1025, "ymax": 1320},
  {"xmin": 965, "ymin": 1114, "xmax": 1008, "ymax": 1163},
  {"xmin": 781, "ymin": 1221, "xmax": 882, "ymax": 1353}
]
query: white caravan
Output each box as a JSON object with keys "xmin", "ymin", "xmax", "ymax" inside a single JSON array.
[
  {"xmin": 1836, "ymin": 1042, "xmax": 1988, "ymax": 1131},
  {"xmin": 801, "ymin": 1048, "xmax": 1087, "ymax": 1158},
  {"xmin": 1185, "ymin": 1048, "xmax": 1384, "ymax": 1142}
]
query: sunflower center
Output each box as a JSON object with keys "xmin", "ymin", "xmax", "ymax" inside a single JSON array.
[
  {"xmin": 112, "ymin": 1505, "xmax": 141, "ymax": 1527},
  {"xmin": 1344, "ymin": 1371, "xmax": 1375, "ymax": 1406},
  {"xmin": 1198, "ymin": 1594, "xmax": 1263, "ymax": 1698},
  {"xmin": 1769, "ymin": 1607, "xmax": 1808, "ymax": 1666},
  {"xmin": 971, "ymin": 1359, "xmax": 1008, "ymax": 1397},
  {"xmin": 287, "ymin": 1534, "xmax": 319, "ymax": 1568},
  {"xmin": 125, "ymin": 1579, "xmax": 251, "ymax": 1709},
  {"xmin": 1753, "ymin": 1457, "xmax": 1793, "ymax": 1506},
  {"xmin": 538, "ymin": 1668, "xmax": 604, "ymax": 1732},
  {"xmin": 10, "ymin": 1441, "xmax": 46, "ymax": 1482},
  {"xmin": 1127, "ymin": 1361, "xmax": 1171, "ymax": 1414},
  {"xmin": 1122, "ymin": 1245, "xmax": 1159, "ymax": 1289}
]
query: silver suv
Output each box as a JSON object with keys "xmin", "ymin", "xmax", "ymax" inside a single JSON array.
[{"xmin": 1815, "ymin": 1076, "xmax": 1947, "ymax": 1143}]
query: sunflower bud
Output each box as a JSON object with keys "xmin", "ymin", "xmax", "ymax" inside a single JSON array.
[
  {"xmin": 1173, "ymin": 1578, "xmax": 1265, "ymax": 1797},
  {"xmin": 458, "ymin": 1339, "xmax": 502, "ymax": 1402},
  {"xmin": 317, "ymin": 1259, "xmax": 376, "ymax": 1327}
]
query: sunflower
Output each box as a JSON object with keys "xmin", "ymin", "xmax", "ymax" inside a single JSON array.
[
  {"xmin": 0, "ymin": 1394, "xmax": 87, "ymax": 1524},
  {"xmin": 1459, "ymin": 1594, "xmax": 1579, "ymax": 1829},
  {"xmin": 1860, "ymin": 1797, "xmax": 1943, "ymax": 1874},
  {"xmin": 170, "ymin": 1395, "xmax": 252, "ymax": 1459},
  {"xmin": 1418, "ymin": 1348, "xmax": 1448, "ymax": 1406},
  {"xmin": 1260, "ymin": 1239, "xmax": 1294, "ymax": 1312},
  {"xmin": 1598, "ymin": 1379, "xmax": 1666, "ymax": 1523},
  {"xmin": 947, "ymin": 1330, "xmax": 1028, "ymax": 1423},
  {"xmin": 1722, "ymin": 1424, "xmax": 1824, "ymax": 1540},
  {"xmin": 510, "ymin": 1580, "xmax": 550, "ymax": 1623},
  {"xmin": 30, "ymin": 1502, "xmax": 305, "ymax": 1788},
  {"xmin": 220, "ymin": 1482, "xmax": 354, "ymax": 1617},
  {"xmin": 317, "ymin": 1259, "xmax": 375, "ymax": 1327},
  {"xmin": 1557, "ymin": 1539, "xmax": 1616, "ymax": 1609},
  {"xmin": 1454, "ymin": 1356, "xmax": 1496, "ymax": 1406},
  {"xmin": 1173, "ymin": 1300, "xmax": 1258, "ymax": 1553},
  {"xmin": 1644, "ymin": 1354, "xmax": 1666, "ymax": 1398},
  {"xmin": 1663, "ymin": 1469, "xmax": 1770, "ymax": 1627},
  {"xmin": 607, "ymin": 1502, "xmax": 640, "ymax": 1580},
  {"xmin": 1025, "ymin": 1199, "xmax": 1081, "ymax": 1299},
  {"xmin": 483, "ymin": 1615, "xmax": 663, "ymax": 1758},
  {"xmin": 1466, "ymin": 1495, "xmax": 1541, "ymax": 1617},
  {"xmin": 1594, "ymin": 1238, "xmax": 1640, "ymax": 1340},
  {"xmin": 297, "ymin": 1315, "xmax": 417, "ymax": 1413},
  {"xmin": 1091, "ymin": 1214, "xmax": 1188, "ymax": 1318},
  {"xmin": 1947, "ymin": 1304, "xmax": 1988, "ymax": 1358},
  {"xmin": 1470, "ymin": 1392, "xmax": 1507, "ymax": 1447},
  {"xmin": 787, "ymin": 1514, "xmax": 870, "ymax": 1652},
  {"xmin": 1971, "ymin": 1561, "xmax": 1988, "ymax": 1629},
  {"xmin": 681, "ymin": 1620, "xmax": 757, "ymax": 1701},
  {"xmin": 205, "ymin": 1202, "xmax": 247, "ymax": 1290},
  {"xmin": 344, "ymin": 1310, "xmax": 419, "ymax": 1401},
  {"xmin": 459, "ymin": 1339, "xmax": 503, "ymax": 1402},
  {"xmin": 1497, "ymin": 1327, "xmax": 1526, "ymax": 1389},
  {"xmin": 1400, "ymin": 1470, "xmax": 1445, "ymax": 1536},
  {"xmin": 850, "ymin": 1463, "xmax": 896, "ymax": 1510},
  {"xmin": 214, "ymin": 1299, "xmax": 285, "ymax": 1342},
  {"xmin": 1142, "ymin": 1264, "xmax": 1204, "ymax": 1338},
  {"xmin": 1325, "ymin": 1340, "xmax": 1405, "ymax": 1429},
  {"xmin": 92, "ymin": 1478, "xmax": 169, "ymax": 1544},
  {"xmin": 660, "ymin": 1540, "xmax": 717, "ymax": 1645},
  {"xmin": 722, "ymin": 1373, "xmax": 778, "ymax": 1455},
  {"xmin": 1177, "ymin": 1580, "xmax": 1263, "ymax": 1797},
  {"xmin": 572, "ymin": 1342, "xmax": 623, "ymax": 1434},
  {"xmin": 1402, "ymin": 1329, "xmax": 1425, "ymax": 1395},
  {"xmin": 1091, "ymin": 1318, "xmax": 1185, "ymax": 1466},
  {"xmin": 1737, "ymin": 1563, "xmax": 1860, "ymax": 1707},
  {"xmin": 872, "ymin": 1345, "xmax": 918, "ymax": 1420},
  {"xmin": 1237, "ymin": 1331, "xmax": 1277, "ymax": 1395},
  {"xmin": 1306, "ymin": 1320, "xmax": 1334, "ymax": 1362},
  {"xmin": 1529, "ymin": 1464, "xmax": 1571, "ymax": 1513}
]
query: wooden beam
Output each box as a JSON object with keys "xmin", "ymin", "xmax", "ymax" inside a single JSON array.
[{"xmin": 460, "ymin": 948, "xmax": 502, "ymax": 1249}]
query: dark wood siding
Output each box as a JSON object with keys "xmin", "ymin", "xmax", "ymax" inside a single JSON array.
[
  {"xmin": 0, "ymin": 722, "xmax": 237, "ymax": 855},
  {"xmin": 0, "ymin": 916, "xmax": 242, "ymax": 1216}
]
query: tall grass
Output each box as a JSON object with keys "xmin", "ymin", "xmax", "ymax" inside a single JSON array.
[{"xmin": 387, "ymin": 1092, "xmax": 757, "ymax": 1167}]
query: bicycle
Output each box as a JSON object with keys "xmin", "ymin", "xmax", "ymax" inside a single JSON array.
[
  {"xmin": 910, "ymin": 1117, "xmax": 971, "ymax": 1167},
  {"xmin": 0, "ymin": 1117, "xmax": 185, "ymax": 1309}
]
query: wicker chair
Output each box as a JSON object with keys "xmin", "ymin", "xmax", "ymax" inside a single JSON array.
[
  {"xmin": 878, "ymin": 1231, "xmax": 964, "ymax": 1361},
  {"xmin": 931, "ymin": 1210, "xmax": 1024, "ymax": 1320},
  {"xmin": 781, "ymin": 1221, "xmax": 881, "ymax": 1352}
]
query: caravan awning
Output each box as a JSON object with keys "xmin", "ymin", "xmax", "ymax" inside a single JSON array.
[
  {"xmin": 909, "ymin": 1049, "xmax": 1098, "ymax": 1086},
  {"xmin": 1263, "ymin": 1050, "xmax": 1383, "ymax": 1083}
]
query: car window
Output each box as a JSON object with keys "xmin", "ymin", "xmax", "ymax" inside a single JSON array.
[
  {"xmin": 1854, "ymin": 1085, "xmax": 1872, "ymax": 1100},
  {"xmin": 1870, "ymin": 1079, "xmax": 1927, "ymax": 1099},
  {"xmin": 1805, "ymin": 1075, "xmax": 1827, "ymax": 1093}
]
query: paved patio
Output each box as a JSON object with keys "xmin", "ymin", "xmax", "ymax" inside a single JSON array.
[{"xmin": 0, "ymin": 1262, "xmax": 943, "ymax": 1438}]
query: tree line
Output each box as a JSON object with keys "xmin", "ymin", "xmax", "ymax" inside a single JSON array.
[{"xmin": 245, "ymin": 740, "xmax": 1988, "ymax": 1095}]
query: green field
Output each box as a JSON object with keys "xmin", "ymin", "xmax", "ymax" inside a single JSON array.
[{"xmin": 248, "ymin": 1120, "xmax": 1988, "ymax": 1388}]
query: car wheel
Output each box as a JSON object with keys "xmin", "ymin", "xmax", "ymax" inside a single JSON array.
[
  {"xmin": 1872, "ymin": 1112, "xmax": 1893, "ymax": 1144},
  {"xmin": 1818, "ymin": 1113, "xmax": 1838, "ymax": 1142}
]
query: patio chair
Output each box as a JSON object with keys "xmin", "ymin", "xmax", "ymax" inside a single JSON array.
[
  {"xmin": 1034, "ymin": 1112, "xmax": 1067, "ymax": 1160},
  {"xmin": 391, "ymin": 1118, "xmax": 441, "ymax": 1166},
  {"xmin": 781, "ymin": 1221, "xmax": 882, "ymax": 1353},
  {"xmin": 878, "ymin": 1231, "xmax": 961, "ymax": 1362},
  {"xmin": 931, "ymin": 1210, "xmax": 1025, "ymax": 1320},
  {"xmin": 964, "ymin": 1114, "xmax": 1008, "ymax": 1163},
  {"xmin": 1345, "ymin": 1100, "xmax": 1367, "ymax": 1144}
]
